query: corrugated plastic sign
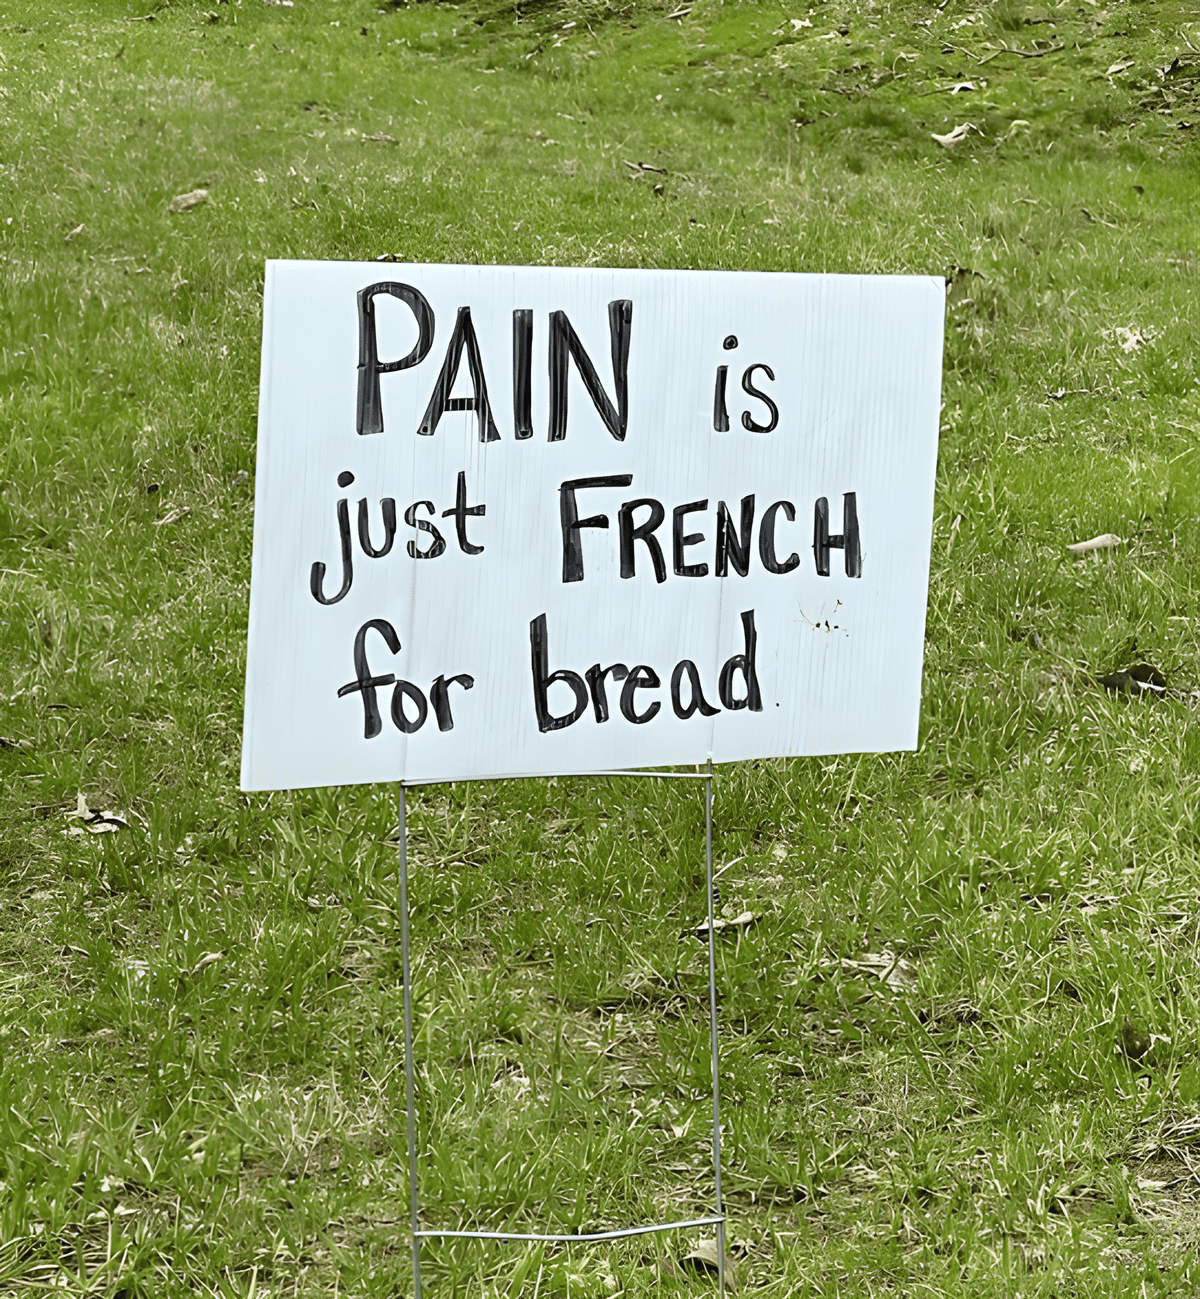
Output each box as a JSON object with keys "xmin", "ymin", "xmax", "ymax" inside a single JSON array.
[{"xmin": 241, "ymin": 262, "xmax": 944, "ymax": 790}]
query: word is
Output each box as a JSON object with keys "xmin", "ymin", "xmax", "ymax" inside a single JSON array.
[{"xmin": 712, "ymin": 334, "xmax": 778, "ymax": 434}]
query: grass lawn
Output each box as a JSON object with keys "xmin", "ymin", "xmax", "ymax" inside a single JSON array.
[{"xmin": 1, "ymin": 0, "xmax": 1199, "ymax": 1293}]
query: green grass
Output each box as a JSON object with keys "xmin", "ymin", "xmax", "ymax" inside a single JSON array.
[{"xmin": 0, "ymin": 0, "xmax": 1198, "ymax": 1292}]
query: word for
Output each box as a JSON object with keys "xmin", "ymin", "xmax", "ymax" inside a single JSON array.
[
  {"xmin": 559, "ymin": 478, "xmax": 862, "ymax": 584},
  {"xmin": 530, "ymin": 610, "xmax": 762, "ymax": 733},
  {"xmin": 310, "ymin": 469, "xmax": 485, "ymax": 606},
  {"xmin": 356, "ymin": 281, "xmax": 632, "ymax": 443},
  {"xmin": 337, "ymin": 618, "xmax": 474, "ymax": 738}
]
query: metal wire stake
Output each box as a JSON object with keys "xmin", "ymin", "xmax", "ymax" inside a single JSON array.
[
  {"xmin": 398, "ymin": 783, "xmax": 423, "ymax": 1299},
  {"xmin": 397, "ymin": 771, "xmax": 725, "ymax": 1295},
  {"xmin": 704, "ymin": 765, "xmax": 725, "ymax": 1299}
]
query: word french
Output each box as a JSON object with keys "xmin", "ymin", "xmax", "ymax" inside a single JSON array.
[{"xmin": 559, "ymin": 478, "xmax": 862, "ymax": 584}]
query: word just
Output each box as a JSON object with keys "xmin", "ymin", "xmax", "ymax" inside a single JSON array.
[{"xmin": 355, "ymin": 282, "xmax": 780, "ymax": 442}]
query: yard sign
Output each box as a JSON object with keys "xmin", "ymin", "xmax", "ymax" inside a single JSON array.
[{"xmin": 241, "ymin": 262, "xmax": 943, "ymax": 790}]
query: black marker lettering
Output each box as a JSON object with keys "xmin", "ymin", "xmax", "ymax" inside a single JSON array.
[
  {"xmin": 618, "ymin": 498, "xmax": 667, "ymax": 583},
  {"xmin": 671, "ymin": 660, "xmax": 720, "ymax": 719},
  {"xmin": 718, "ymin": 610, "xmax": 762, "ymax": 712},
  {"xmin": 357, "ymin": 497, "xmax": 397, "ymax": 559},
  {"xmin": 712, "ymin": 365, "xmax": 730, "ymax": 433},
  {"xmin": 390, "ymin": 680, "xmax": 428, "ymax": 734},
  {"xmin": 812, "ymin": 492, "xmax": 862, "ymax": 577},
  {"xmin": 513, "ymin": 309, "xmax": 534, "ymax": 440},
  {"xmin": 620, "ymin": 665, "xmax": 661, "ymax": 724},
  {"xmin": 559, "ymin": 475, "xmax": 633, "ymax": 584},
  {"xmin": 337, "ymin": 618, "xmax": 400, "ymax": 738},
  {"xmin": 547, "ymin": 299, "xmax": 633, "ymax": 442},
  {"xmin": 418, "ymin": 306, "xmax": 500, "ymax": 443},
  {"xmin": 740, "ymin": 363, "xmax": 779, "ymax": 434},
  {"xmin": 585, "ymin": 662, "xmax": 629, "ymax": 723},
  {"xmin": 530, "ymin": 614, "xmax": 588, "ymax": 732},
  {"xmin": 715, "ymin": 494, "xmax": 755, "ymax": 578},
  {"xmin": 758, "ymin": 500, "xmax": 800, "ymax": 574},
  {"xmin": 404, "ymin": 501, "xmax": 447, "ymax": 559},
  {"xmin": 672, "ymin": 500, "xmax": 709, "ymax": 578},
  {"xmin": 310, "ymin": 497, "xmax": 353, "ymax": 604},
  {"xmin": 356, "ymin": 282, "xmax": 434, "ymax": 437},
  {"xmin": 440, "ymin": 471, "xmax": 485, "ymax": 555},
  {"xmin": 430, "ymin": 673, "xmax": 475, "ymax": 731}
]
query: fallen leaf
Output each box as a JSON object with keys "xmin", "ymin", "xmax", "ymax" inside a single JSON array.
[
  {"xmin": 945, "ymin": 265, "xmax": 984, "ymax": 290},
  {"xmin": 840, "ymin": 950, "xmax": 917, "ymax": 990},
  {"xmin": 1117, "ymin": 1020, "xmax": 1151, "ymax": 1060},
  {"xmin": 189, "ymin": 952, "xmax": 224, "ymax": 978},
  {"xmin": 64, "ymin": 793, "xmax": 129, "ymax": 835},
  {"xmin": 1099, "ymin": 663, "xmax": 1167, "ymax": 696},
  {"xmin": 790, "ymin": 17, "xmax": 812, "ymax": 28},
  {"xmin": 690, "ymin": 911, "xmax": 759, "ymax": 939},
  {"xmin": 931, "ymin": 122, "xmax": 977, "ymax": 147},
  {"xmin": 1066, "ymin": 533, "xmax": 1122, "ymax": 554},
  {"xmin": 680, "ymin": 1241, "xmax": 739, "ymax": 1292},
  {"xmin": 919, "ymin": 997, "xmax": 983, "ymax": 1028},
  {"xmin": 1080, "ymin": 206, "xmax": 1118, "ymax": 228},
  {"xmin": 166, "ymin": 188, "xmax": 208, "ymax": 213},
  {"xmin": 949, "ymin": 81, "xmax": 977, "ymax": 94},
  {"xmin": 1106, "ymin": 59, "xmax": 1135, "ymax": 76},
  {"xmin": 153, "ymin": 506, "xmax": 191, "ymax": 526},
  {"xmin": 65, "ymin": 223, "xmax": 84, "ymax": 242},
  {"xmin": 1110, "ymin": 325, "xmax": 1153, "ymax": 353},
  {"xmin": 657, "ymin": 1255, "xmax": 688, "ymax": 1281},
  {"xmin": 1010, "ymin": 625, "xmax": 1045, "ymax": 650}
]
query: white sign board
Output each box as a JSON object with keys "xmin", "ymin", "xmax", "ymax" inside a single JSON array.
[{"xmin": 241, "ymin": 262, "xmax": 943, "ymax": 791}]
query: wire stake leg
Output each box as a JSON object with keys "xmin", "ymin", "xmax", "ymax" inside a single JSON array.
[
  {"xmin": 704, "ymin": 764, "xmax": 725, "ymax": 1299},
  {"xmin": 396, "ymin": 770, "xmax": 725, "ymax": 1295},
  {"xmin": 399, "ymin": 783, "xmax": 423, "ymax": 1299}
]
